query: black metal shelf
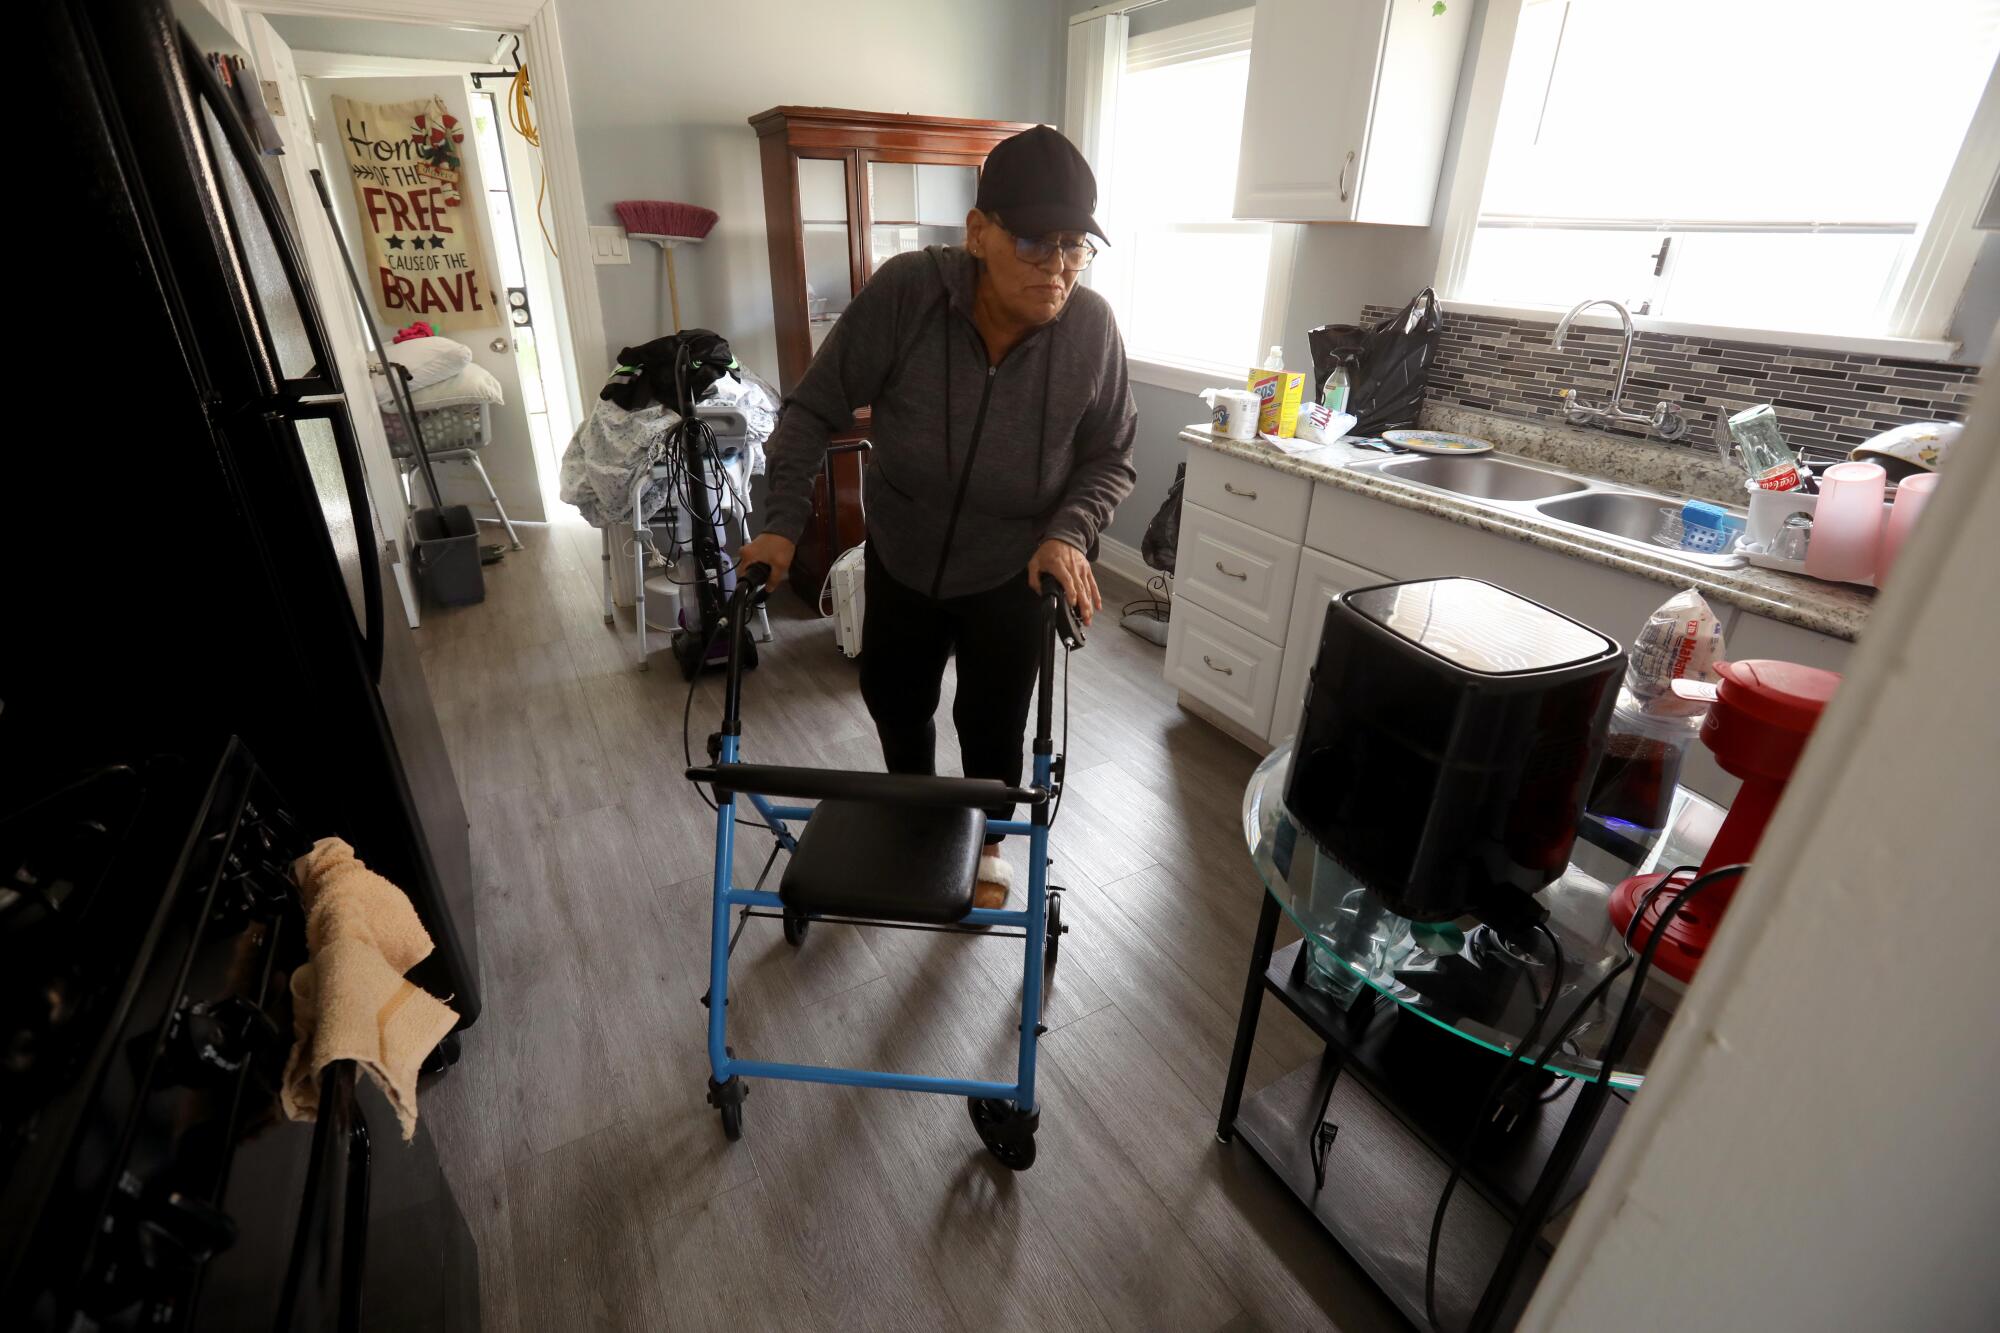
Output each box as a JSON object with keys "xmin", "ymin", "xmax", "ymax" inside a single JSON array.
[
  {"xmin": 1224, "ymin": 939, "xmax": 1633, "ymax": 1331},
  {"xmin": 1236, "ymin": 1060, "xmax": 1540, "ymax": 1331},
  {"xmin": 1259, "ymin": 940, "xmax": 1626, "ymax": 1223}
]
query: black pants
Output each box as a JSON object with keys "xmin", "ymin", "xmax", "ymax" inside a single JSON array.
[{"xmin": 858, "ymin": 544, "xmax": 1042, "ymax": 842}]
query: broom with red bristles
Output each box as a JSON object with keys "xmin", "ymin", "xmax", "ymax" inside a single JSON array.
[{"xmin": 614, "ymin": 200, "xmax": 717, "ymax": 334}]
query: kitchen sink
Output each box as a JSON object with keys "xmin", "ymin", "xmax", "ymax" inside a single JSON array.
[
  {"xmin": 1349, "ymin": 449, "xmax": 1745, "ymax": 569},
  {"xmin": 1532, "ymin": 491, "xmax": 1670, "ymax": 543},
  {"xmin": 1368, "ymin": 454, "xmax": 1589, "ymax": 502}
]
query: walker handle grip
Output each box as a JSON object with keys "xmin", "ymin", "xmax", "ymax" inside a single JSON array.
[{"xmin": 1040, "ymin": 575, "xmax": 1085, "ymax": 651}]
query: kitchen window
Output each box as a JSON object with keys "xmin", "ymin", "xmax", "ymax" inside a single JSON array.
[
  {"xmin": 1073, "ymin": 8, "xmax": 1294, "ymax": 388},
  {"xmin": 1439, "ymin": 0, "xmax": 2000, "ymax": 352}
]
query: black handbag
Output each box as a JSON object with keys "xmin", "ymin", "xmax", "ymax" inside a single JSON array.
[
  {"xmin": 1308, "ymin": 288, "xmax": 1442, "ymax": 436},
  {"xmin": 1140, "ymin": 463, "xmax": 1186, "ymax": 575}
]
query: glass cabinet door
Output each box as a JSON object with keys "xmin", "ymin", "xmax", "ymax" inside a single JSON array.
[
  {"xmin": 866, "ymin": 161, "xmax": 978, "ymax": 269},
  {"xmin": 797, "ymin": 157, "xmax": 854, "ymax": 354}
]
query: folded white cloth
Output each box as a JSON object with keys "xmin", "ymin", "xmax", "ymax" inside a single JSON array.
[
  {"xmin": 372, "ymin": 336, "xmax": 473, "ymax": 404},
  {"xmin": 408, "ymin": 361, "xmax": 505, "ymax": 411}
]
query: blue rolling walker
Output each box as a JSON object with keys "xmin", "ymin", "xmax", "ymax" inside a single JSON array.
[{"xmin": 684, "ymin": 564, "xmax": 1082, "ymax": 1169}]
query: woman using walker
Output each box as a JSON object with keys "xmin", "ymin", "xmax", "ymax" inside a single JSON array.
[{"xmin": 742, "ymin": 126, "xmax": 1138, "ymax": 909}]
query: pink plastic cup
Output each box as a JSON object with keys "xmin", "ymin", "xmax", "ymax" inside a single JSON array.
[
  {"xmin": 1877, "ymin": 471, "xmax": 1939, "ymax": 580},
  {"xmin": 1805, "ymin": 461, "xmax": 1886, "ymax": 584}
]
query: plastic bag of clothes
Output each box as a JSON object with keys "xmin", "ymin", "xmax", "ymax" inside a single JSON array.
[
  {"xmin": 558, "ymin": 399, "xmax": 679, "ymax": 527},
  {"xmin": 559, "ymin": 328, "xmax": 783, "ymax": 528},
  {"xmin": 1307, "ymin": 288, "xmax": 1441, "ymax": 437}
]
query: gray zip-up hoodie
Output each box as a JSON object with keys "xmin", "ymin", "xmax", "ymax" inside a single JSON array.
[{"xmin": 760, "ymin": 245, "xmax": 1138, "ymax": 599}]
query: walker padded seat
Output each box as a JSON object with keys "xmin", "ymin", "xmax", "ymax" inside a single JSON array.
[{"xmin": 779, "ymin": 799, "xmax": 984, "ymax": 924}]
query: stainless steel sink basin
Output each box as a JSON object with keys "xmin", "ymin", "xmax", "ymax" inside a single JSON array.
[
  {"xmin": 1534, "ymin": 489, "xmax": 1745, "ymax": 568},
  {"xmin": 1532, "ymin": 491, "xmax": 1670, "ymax": 543},
  {"xmin": 1348, "ymin": 448, "xmax": 1745, "ymax": 569},
  {"xmin": 1370, "ymin": 454, "xmax": 1589, "ymax": 502}
]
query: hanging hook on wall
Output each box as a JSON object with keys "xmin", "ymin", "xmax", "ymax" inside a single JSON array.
[{"xmin": 470, "ymin": 34, "xmax": 523, "ymax": 90}]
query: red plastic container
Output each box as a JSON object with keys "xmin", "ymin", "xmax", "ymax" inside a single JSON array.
[{"xmin": 1608, "ymin": 658, "xmax": 1841, "ymax": 981}]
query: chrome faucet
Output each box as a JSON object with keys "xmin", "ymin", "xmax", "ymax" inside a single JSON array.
[{"xmin": 1551, "ymin": 298, "xmax": 1687, "ymax": 442}]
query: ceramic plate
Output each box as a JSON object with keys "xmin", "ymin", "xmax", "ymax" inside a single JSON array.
[{"xmin": 1382, "ymin": 429, "xmax": 1494, "ymax": 455}]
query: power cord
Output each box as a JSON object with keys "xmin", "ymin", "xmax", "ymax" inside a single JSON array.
[
  {"xmin": 1625, "ymin": 864, "xmax": 1698, "ymax": 952},
  {"xmin": 1424, "ymin": 920, "xmax": 1565, "ymax": 1330},
  {"xmin": 1420, "ymin": 864, "xmax": 1748, "ymax": 1330},
  {"xmin": 1121, "ymin": 572, "xmax": 1172, "ymax": 622},
  {"xmin": 502, "ymin": 61, "xmax": 556, "ymax": 259}
]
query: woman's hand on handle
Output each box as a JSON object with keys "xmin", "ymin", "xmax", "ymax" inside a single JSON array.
[
  {"xmin": 737, "ymin": 534, "xmax": 797, "ymax": 588},
  {"xmin": 1027, "ymin": 538, "xmax": 1100, "ymax": 626}
]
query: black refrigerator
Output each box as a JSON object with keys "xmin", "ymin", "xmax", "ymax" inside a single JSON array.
[{"xmin": 8, "ymin": 0, "xmax": 480, "ymax": 1024}]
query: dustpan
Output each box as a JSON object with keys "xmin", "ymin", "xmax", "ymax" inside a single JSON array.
[{"xmin": 309, "ymin": 169, "xmax": 486, "ymax": 606}]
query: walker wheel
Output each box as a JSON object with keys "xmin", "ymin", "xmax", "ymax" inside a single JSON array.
[
  {"xmin": 782, "ymin": 908, "xmax": 810, "ymax": 947},
  {"xmin": 968, "ymin": 1097, "xmax": 1039, "ymax": 1171},
  {"xmin": 1044, "ymin": 893, "xmax": 1064, "ymax": 975},
  {"xmin": 708, "ymin": 1046, "xmax": 747, "ymax": 1141}
]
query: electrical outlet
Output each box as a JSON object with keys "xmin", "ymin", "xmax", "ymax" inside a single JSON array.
[{"xmin": 591, "ymin": 226, "xmax": 631, "ymax": 265}]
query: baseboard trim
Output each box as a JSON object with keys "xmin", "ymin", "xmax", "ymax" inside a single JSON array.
[
  {"xmin": 1176, "ymin": 690, "xmax": 1274, "ymax": 756},
  {"xmin": 1094, "ymin": 534, "xmax": 1166, "ymax": 599}
]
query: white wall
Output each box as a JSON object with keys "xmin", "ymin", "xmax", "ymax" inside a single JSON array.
[
  {"xmin": 1091, "ymin": 0, "xmax": 1489, "ymax": 550},
  {"xmin": 1525, "ymin": 351, "xmax": 2000, "ymax": 1332},
  {"xmin": 555, "ymin": 0, "xmax": 1065, "ymax": 382},
  {"xmin": 267, "ymin": 14, "xmax": 499, "ymax": 62},
  {"xmin": 1950, "ymin": 233, "xmax": 2000, "ymax": 364}
]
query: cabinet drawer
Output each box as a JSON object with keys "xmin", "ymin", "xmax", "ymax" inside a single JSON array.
[
  {"xmin": 1165, "ymin": 600, "xmax": 1284, "ymax": 738},
  {"xmin": 1176, "ymin": 502, "xmax": 1302, "ymax": 642},
  {"xmin": 1186, "ymin": 448, "xmax": 1312, "ymax": 542}
]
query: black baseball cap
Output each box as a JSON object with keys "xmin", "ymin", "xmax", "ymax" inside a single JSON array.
[{"xmin": 975, "ymin": 125, "xmax": 1108, "ymax": 246}]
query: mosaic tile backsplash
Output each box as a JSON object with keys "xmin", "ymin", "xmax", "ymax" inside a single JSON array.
[{"xmin": 1359, "ymin": 303, "xmax": 1981, "ymax": 460}]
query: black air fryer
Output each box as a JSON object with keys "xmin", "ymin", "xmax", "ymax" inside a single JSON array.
[{"xmin": 1284, "ymin": 578, "xmax": 1624, "ymax": 923}]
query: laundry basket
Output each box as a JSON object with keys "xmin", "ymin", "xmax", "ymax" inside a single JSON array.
[{"xmin": 380, "ymin": 401, "xmax": 491, "ymax": 458}]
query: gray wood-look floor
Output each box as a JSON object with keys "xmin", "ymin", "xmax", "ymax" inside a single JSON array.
[{"xmin": 414, "ymin": 521, "xmax": 1404, "ymax": 1332}]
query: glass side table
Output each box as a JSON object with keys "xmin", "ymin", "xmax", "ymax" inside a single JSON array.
[{"xmin": 1217, "ymin": 743, "xmax": 1720, "ymax": 1332}]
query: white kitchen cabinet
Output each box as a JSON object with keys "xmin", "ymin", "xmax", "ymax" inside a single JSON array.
[
  {"xmin": 1234, "ymin": 0, "xmax": 1472, "ymax": 224},
  {"xmin": 1175, "ymin": 502, "xmax": 1304, "ymax": 643},
  {"xmin": 1720, "ymin": 610, "xmax": 1853, "ymax": 677},
  {"xmin": 1305, "ymin": 483, "xmax": 1669, "ymax": 653},
  {"xmin": 1164, "ymin": 438, "xmax": 1864, "ymax": 810},
  {"xmin": 1185, "ymin": 447, "xmax": 1314, "ymax": 542},
  {"xmin": 1164, "ymin": 600, "xmax": 1287, "ymax": 739},
  {"xmin": 1268, "ymin": 548, "xmax": 1388, "ymax": 745}
]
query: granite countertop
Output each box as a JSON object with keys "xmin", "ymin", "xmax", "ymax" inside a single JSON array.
[{"xmin": 1178, "ymin": 407, "xmax": 1873, "ymax": 641}]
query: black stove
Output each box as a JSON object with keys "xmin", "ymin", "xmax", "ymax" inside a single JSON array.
[{"xmin": 1, "ymin": 741, "xmax": 478, "ymax": 1331}]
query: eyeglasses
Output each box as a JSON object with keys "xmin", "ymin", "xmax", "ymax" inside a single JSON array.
[{"xmin": 1004, "ymin": 229, "xmax": 1098, "ymax": 271}]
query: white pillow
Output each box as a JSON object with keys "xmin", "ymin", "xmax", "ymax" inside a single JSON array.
[
  {"xmin": 373, "ymin": 336, "xmax": 473, "ymax": 403},
  {"xmin": 408, "ymin": 362, "xmax": 505, "ymax": 410}
]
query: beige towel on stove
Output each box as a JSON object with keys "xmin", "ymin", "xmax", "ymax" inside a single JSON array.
[{"xmin": 280, "ymin": 837, "xmax": 459, "ymax": 1140}]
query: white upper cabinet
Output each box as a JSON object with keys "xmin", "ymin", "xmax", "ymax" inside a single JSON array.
[{"xmin": 1234, "ymin": 0, "xmax": 1472, "ymax": 225}]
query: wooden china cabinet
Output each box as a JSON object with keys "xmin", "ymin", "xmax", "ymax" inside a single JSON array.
[{"xmin": 749, "ymin": 106, "xmax": 1039, "ymax": 601}]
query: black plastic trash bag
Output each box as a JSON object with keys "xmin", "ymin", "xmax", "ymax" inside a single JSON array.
[
  {"xmin": 1141, "ymin": 462, "xmax": 1186, "ymax": 574},
  {"xmin": 1308, "ymin": 288, "xmax": 1441, "ymax": 436}
]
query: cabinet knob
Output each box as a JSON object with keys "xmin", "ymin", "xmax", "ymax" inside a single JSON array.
[
  {"xmin": 1338, "ymin": 149, "xmax": 1356, "ymax": 203},
  {"xmin": 1201, "ymin": 655, "xmax": 1234, "ymax": 676},
  {"xmin": 1214, "ymin": 561, "xmax": 1247, "ymax": 581},
  {"xmin": 1222, "ymin": 482, "xmax": 1258, "ymax": 500}
]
